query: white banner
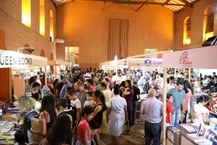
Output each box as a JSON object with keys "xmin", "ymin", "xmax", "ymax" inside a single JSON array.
[
  {"xmin": 128, "ymin": 58, "xmax": 162, "ymax": 67},
  {"xmin": 163, "ymin": 45, "xmax": 217, "ymax": 69},
  {"xmin": 0, "ymin": 50, "xmax": 47, "ymax": 68}
]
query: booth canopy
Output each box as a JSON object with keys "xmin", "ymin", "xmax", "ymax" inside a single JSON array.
[
  {"xmin": 163, "ymin": 45, "xmax": 217, "ymax": 69},
  {"xmin": 0, "ymin": 50, "xmax": 47, "ymax": 68},
  {"xmin": 99, "ymin": 58, "xmax": 162, "ymax": 69},
  {"xmin": 55, "ymin": 60, "xmax": 71, "ymax": 66},
  {"xmin": 128, "ymin": 58, "xmax": 162, "ymax": 67}
]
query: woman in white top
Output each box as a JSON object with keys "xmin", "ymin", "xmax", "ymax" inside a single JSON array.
[
  {"xmin": 193, "ymin": 95, "xmax": 210, "ymax": 126},
  {"xmin": 107, "ymin": 84, "xmax": 128, "ymax": 145}
]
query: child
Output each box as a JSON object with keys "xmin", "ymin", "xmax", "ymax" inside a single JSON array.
[
  {"xmin": 76, "ymin": 106, "xmax": 94, "ymax": 145},
  {"xmin": 68, "ymin": 89, "xmax": 81, "ymax": 119},
  {"xmin": 166, "ymin": 94, "xmax": 173, "ymax": 125},
  {"xmin": 83, "ymin": 92, "xmax": 95, "ymax": 107}
]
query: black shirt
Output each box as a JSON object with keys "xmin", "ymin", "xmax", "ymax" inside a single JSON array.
[
  {"xmin": 56, "ymin": 82, "xmax": 64, "ymax": 96},
  {"xmin": 31, "ymin": 91, "xmax": 41, "ymax": 101},
  {"xmin": 133, "ymin": 85, "xmax": 140, "ymax": 102},
  {"xmin": 58, "ymin": 110, "xmax": 77, "ymax": 128}
]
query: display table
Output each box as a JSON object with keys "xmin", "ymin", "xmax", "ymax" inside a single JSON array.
[
  {"xmin": 0, "ymin": 110, "xmax": 23, "ymax": 144},
  {"xmin": 0, "ymin": 121, "xmax": 17, "ymax": 144},
  {"xmin": 166, "ymin": 123, "xmax": 214, "ymax": 145},
  {"xmin": 178, "ymin": 124, "xmax": 212, "ymax": 145},
  {"xmin": 180, "ymin": 132, "xmax": 212, "ymax": 145}
]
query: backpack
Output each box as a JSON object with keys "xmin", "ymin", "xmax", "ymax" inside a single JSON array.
[{"xmin": 24, "ymin": 110, "xmax": 39, "ymax": 130}]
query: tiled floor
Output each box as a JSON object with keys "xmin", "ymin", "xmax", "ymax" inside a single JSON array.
[{"xmin": 99, "ymin": 120, "xmax": 145, "ymax": 145}]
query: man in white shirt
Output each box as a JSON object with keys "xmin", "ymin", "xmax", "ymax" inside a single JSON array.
[
  {"xmin": 154, "ymin": 74, "xmax": 163, "ymax": 89},
  {"xmin": 167, "ymin": 76, "xmax": 175, "ymax": 92}
]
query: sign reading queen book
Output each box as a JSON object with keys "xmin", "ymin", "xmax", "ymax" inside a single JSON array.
[{"xmin": 0, "ymin": 50, "xmax": 47, "ymax": 68}]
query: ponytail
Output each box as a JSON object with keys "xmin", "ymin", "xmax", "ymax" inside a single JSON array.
[{"xmin": 94, "ymin": 90, "xmax": 107, "ymax": 111}]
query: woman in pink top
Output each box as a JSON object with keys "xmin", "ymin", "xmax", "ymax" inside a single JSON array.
[{"xmin": 182, "ymin": 80, "xmax": 193, "ymax": 123}]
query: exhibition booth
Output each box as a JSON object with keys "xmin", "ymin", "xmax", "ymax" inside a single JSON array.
[
  {"xmin": 162, "ymin": 45, "xmax": 217, "ymax": 145},
  {"xmin": 55, "ymin": 60, "xmax": 71, "ymax": 79},
  {"xmin": 0, "ymin": 50, "xmax": 48, "ymax": 100}
]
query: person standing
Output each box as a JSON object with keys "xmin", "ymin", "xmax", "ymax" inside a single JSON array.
[
  {"xmin": 89, "ymin": 90, "xmax": 106, "ymax": 145},
  {"xmin": 60, "ymin": 75, "xmax": 72, "ymax": 99},
  {"xmin": 132, "ymin": 81, "xmax": 140, "ymax": 126},
  {"xmin": 166, "ymin": 94, "xmax": 173, "ymax": 125},
  {"xmin": 56, "ymin": 76, "xmax": 64, "ymax": 99},
  {"xmin": 100, "ymin": 82, "xmax": 112, "ymax": 134},
  {"xmin": 74, "ymin": 81, "xmax": 87, "ymax": 109},
  {"xmin": 167, "ymin": 76, "xmax": 175, "ymax": 93},
  {"xmin": 107, "ymin": 84, "xmax": 128, "ymax": 145},
  {"xmin": 123, "ymin": 80, "xmax": 134, "ymax": 132},
  {"xmin": 76, "ymin": 106, "xmax": 94, "ymax": 145},
  {"xmin": 168, "ymin": 78, "xmax": 185, "ymax": 127},
  {"xmin": 86, "ymin": 79, "xmax": 96, "ymax": 93},
  {"xmin": 141, "ymin": 88, "xmax": 162, "ymax": 145}
]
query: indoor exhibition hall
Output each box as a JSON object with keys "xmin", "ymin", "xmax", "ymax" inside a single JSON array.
[{"xmin": 0, "ymin": 0, "xmax": 217, "ymax": 145}]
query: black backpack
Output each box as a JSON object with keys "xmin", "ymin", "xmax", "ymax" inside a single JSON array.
[{"xmin": 24, "ymin": 110, "xmax": 39, "ymax": 130}]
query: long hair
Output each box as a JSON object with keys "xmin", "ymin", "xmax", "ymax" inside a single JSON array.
[
  {"xmin": 94, "ymin": 90, "xmax": 107, "ymax": 111},
  {"xmin": 47, "ymin": 114, "xmax": 72, "ymax": 145},
  {"xmin": 40, "ymin": 95, "xmax": 57, "ymax": 122},
  {"xmin": 184, "ymin": 80, "xmax": 193, "ymax": 94},
  {"xmin": 125, "ymin": 80, "xmax": 132, "ymax": 89}
]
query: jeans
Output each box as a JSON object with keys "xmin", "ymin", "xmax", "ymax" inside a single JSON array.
[
  {"xmin": 144, "ymin": 121, "xmax": 161, "ymax": 145},
  {"xmin": 172, "ymin": 109, "xmax": 181, "ymax": 127},
  {"xmin": 132, "ymin": 101, "xmax": 138, "ymax": 126},
  {"xmin": 127, "ymin": 102, "xmax": 133, "ymax": 127}
]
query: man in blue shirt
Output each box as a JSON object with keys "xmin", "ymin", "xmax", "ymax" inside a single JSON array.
[
  {"xmin": 168, "ymin": 78, "xmax": 185, "ymax": 127},
  {"xmin": 60, "ymin": 74, "xmax": 72, "ymax": 98}
]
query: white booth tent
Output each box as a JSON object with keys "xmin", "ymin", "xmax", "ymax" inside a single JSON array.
[
  {"xmin": 162, "ymin": 45, "xmax": 217, "ymax": 145},
  {"xmin": 99, "ymin": 58, "xmax": 127, "ymax": 71},
  {"xmin": 0, "ymin": 49, "xmax": 48, "ymax": 99},
  {"xmin": 99, "ymin": 57, "xmax": 163, "ymax": 74}
]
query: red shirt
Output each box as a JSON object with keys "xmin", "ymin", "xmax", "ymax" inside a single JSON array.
[
  {"xmin": 207, "ymin": 97, "xmax": 217, "ymax": 111},
  {"xmin": 166, "ymin": 101, "xmax": 173, "ymax": 123},
  {"xmin": 77, "ymin": 120, "xmax": 90, "ymax": 141},
  {"xmin": 89, "ymin": 86, "xmax": 96, "ymax": 93}
]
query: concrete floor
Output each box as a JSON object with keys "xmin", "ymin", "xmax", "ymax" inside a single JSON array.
[{"xmin": 99, "ymin": 120, "xmax": 145, "ymax": 145}]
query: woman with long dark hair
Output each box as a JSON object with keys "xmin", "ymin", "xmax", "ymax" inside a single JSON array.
[
  {"xmin": 182, "ymin": 80, "xmax": 193, "ymax": 123},
  {"xmin": 46, "ymin": 114, "xmax": 73, "ymax": 145},
  {"xmin": 123, "ymin": 80, "xmax": 134, "ymax": 132},
  {"xmin": 89, "ymin": 90, "xmax": 107, "ymax": 145},
  {"xmin": 40, "ymin": 95, "xmax": 57, "ymax": 136},
  {"xmin": 193, "ymin": 95, "xmax": 210, "ymax": 126}
]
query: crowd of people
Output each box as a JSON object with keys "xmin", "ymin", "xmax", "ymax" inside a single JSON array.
[{"xmin": 13, "ymin": 67, "xmax": 217, "ymax": 145}]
